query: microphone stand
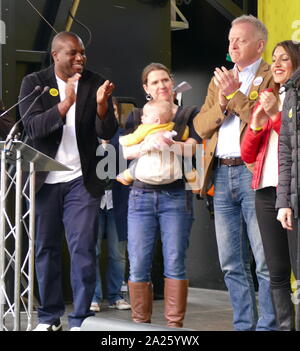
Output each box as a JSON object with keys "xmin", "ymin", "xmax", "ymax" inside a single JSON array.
[
  {"xmin": 0, "ymin": 86, "xmax": 41, "ymax": 119},
  {"xmin": 4, "ymin": 87, "xmax": 49, "ymax": 153}
]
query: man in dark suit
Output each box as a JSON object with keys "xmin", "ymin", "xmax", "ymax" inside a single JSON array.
[{"xmin": 19, "ymin": 31, "xmax": 118, "ymax": 331}]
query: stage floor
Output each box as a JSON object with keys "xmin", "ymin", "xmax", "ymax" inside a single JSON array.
[{"xmin": 18, "ymin": 287, "xmax": 234, "ymax": 331}]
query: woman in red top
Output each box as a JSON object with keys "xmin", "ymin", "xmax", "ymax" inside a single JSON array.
[{"xmin": 241, "ymin": 40, "xmax": 300, "ymax": 330}]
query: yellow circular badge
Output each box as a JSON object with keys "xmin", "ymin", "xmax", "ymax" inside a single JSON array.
[
  {"xmin": 288, "ymin": 108, "xmax": 293, "ymax": 118},
  {"xmin": 249, "ymin": 90, "xmax": 259, "ymax": 100},
  {"xmin": 49, "ymin": 88, "xmax": 59, "ymax": 97}
]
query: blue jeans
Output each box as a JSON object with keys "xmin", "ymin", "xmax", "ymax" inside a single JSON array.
[
  {"xmin": 92, "ymin": 208, "xmax": 127, "ymax": 305},
  {"xmin": 213, "ymin": 164, "xmax": 277, "ymax": 331},
  {"xmin": 127, "ymin": 188, "xmax": 193, "ymax": 282}
]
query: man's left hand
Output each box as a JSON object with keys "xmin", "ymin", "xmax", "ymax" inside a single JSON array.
[{"xmin": 96, "ymin": 80, "xmax": 115, "ymax": 105}]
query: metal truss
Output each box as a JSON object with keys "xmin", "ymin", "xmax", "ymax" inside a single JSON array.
[{"xmin": 0, "ymin": 148, "xmax": 36, "ymax": 331}]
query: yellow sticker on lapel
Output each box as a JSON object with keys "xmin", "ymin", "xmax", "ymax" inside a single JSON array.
[
  {"xmin": 288, "ymin": 108, "xmax": 293, "ymax": 118},
  {"xmin": 249, "ymin": 91, "xmax": 258, "ymax": 100},
  {"xmin": 49, "ymin": 88, "xmax": 59, "ymax": 97}
]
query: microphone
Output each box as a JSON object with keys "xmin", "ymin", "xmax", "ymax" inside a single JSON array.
[
  {"xmin": 4, "ymin": 86, "xmax": 50, "ymax": 146},
  {"xmin": 173, "ymin": 81, "xmax": 192, "ymax": 94},
  {"xmin": 279, "ymin": 67, "xmax": 300, "ymax": 94},
  {"xmin": 173, "ymin": 81, "xmax": 192, "ymax": 106},
  {"xmin": 0, "ymin": 85, "xmax": 41, "ymax": 118}
]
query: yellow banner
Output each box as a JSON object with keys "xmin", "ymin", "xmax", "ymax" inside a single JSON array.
[{"xmin": 258, "ymin": 0, "xmax": 300, "ymax": 63}]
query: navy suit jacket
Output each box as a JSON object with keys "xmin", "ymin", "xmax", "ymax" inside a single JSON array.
[{"xmin": 19, "ymin": 65, "xmax": 118, "ymax": 197}]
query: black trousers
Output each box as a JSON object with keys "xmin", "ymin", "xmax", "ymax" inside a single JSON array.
[
  {"xmin": 255, "ymin": 187, "xmax": 297, "ymax": 290},
  {"xmin": 35, "ymin": 176, "xmax": 100, "ymax": 328}
]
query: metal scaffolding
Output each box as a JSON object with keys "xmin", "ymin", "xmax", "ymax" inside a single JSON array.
[{"xmin": 0, "ymin": 140, "xmax": 70, "ymax": 330}]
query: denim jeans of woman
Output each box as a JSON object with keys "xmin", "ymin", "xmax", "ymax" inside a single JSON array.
[
  {"xmin": 127, "ymin": 188, "xmax": 193, "ymax": 282},
  {"xmin": 213, "ymin": 164, "xmax": 277, "ymax": 331}
]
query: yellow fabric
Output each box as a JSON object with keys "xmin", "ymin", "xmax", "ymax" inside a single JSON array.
[
  {"xmin": 291, "ymin": 272, "xmax": 296, "ymax": 292},
  {"xmin": 226, "ymin": 90, "xmax": 238, "ymax": 100},
  {"xmin": 181, "ymin": 126, "xmax": 189, "ymax": 141},
  {"xmin": 119, "ymin": 122, "xmax": 175, "ymax": 146},
  {"xmin": 258, "ymin": 0, "xmax": 300, "ymax": 64},
  {"xmin": 250, "ymin": 124, "xmax": 263, "ymax": 132},
  {"xmin": 119, "ymin": 122, "xmax": 189, "ymax": 146}
]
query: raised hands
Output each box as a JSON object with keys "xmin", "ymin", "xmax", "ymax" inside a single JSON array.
[
  {"xmin": 258, "ymin": 90, "xmax": 278, "ymax": 119},
  {"xmin": 251, "ymin": 100, "xmax": 269, "ymax": 129},
  {"xmin": 251, "ymin": 89, "xmax": 278, "ymax": 130},
  {"xmin": 213, "ymin": 66, "xmax": 241, "ymax": 110},
  {"xmin": 58, "ymin": 73, "xmax": 81, "ymax": 117},
  {"xmin": 96, "ymin": 80, "xmax": 115, "ymax": 119},
  {"xmin": 65, "ymin": 73, "xmax": 81, "ymax": 105},
  {"xmin": 96, "ymin": 80, "xmax": 115, "ymax": 105}
]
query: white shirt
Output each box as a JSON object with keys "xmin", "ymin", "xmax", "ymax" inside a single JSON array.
[
  {"xmin": 258, "ymin": 130, "xmax": 278, "ymax": 188},
  {"xmin": 45, "ymin": 76, "xmax": 82, "ymax": 184},
  {"xmin": 216, "ymin": 58, "xmax": 262, "ymax": 158},
  {"xmin": 258, "ymin": 92, "xmax": 285, "ymax": 189}
]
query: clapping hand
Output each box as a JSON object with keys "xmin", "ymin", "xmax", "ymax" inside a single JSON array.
[
  {"xmin": 65, "ymin": 73, "xmax": 81, "ymax": 105},
  {"xmin": 251, "ymin": 89, "xmax": 277, "ymax": 129},
  {"xmin": 213, "ymin": 66, "xmax": 241, "ymax": 110},
  {"xmin": 96, "ymin": 80, "xmax": 115, "ymax": 105},
  {"xmin": 96, "ymin": 80, "xmax": 115, "ymax": 119},
  {"xmin": 259, "ymin": 90, "xmax": 278, "ymax": 119}
]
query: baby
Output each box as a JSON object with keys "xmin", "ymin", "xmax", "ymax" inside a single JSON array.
[{"xmin": 117, "ymin": 100, "xmax": 200, "ymax": 191}]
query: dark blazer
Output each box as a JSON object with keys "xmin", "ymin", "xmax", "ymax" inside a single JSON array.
[{"xmin": 19, "ymin": 65, "xmax": 118, "ymax": 197}]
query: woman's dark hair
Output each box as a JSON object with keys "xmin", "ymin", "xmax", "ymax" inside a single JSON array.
[
  {"xmin": 272, "ymin": 40, "xmax": 300, "ymax": 72},
  {"xmin": 141, "ymin": 62, "xmax": 173, "ymax": 85}
]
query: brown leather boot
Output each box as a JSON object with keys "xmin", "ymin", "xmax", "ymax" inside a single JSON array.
[
  {"xmin": 128, "ymin": 281, "xmax": 152, "ymax": 323},
  {"xmin": 164, "ymin": 278, "xmax": 188, "ymax": 328}
]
